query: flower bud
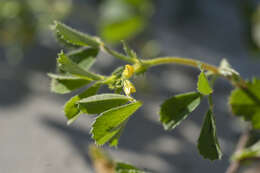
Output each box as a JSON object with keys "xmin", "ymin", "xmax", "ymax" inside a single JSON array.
[
  {"xmin": 122, "ymin": 64, "xmax": 134, "ymax": 79},
  {"xmin": 123, "ymin": 80, "xmax": 136, "ymax": 96}
]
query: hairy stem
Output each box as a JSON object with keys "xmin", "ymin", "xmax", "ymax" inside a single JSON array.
[{"xmin": 143, "ymin": 57, "xmax": 220, "ymax": 74}]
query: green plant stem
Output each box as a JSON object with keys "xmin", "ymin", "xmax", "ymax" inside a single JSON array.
[
  {"xmin": 143, "ymin": 57, "xmax": 220, "ymax": 74},
  {"xmin": 142, "ymin": 57, "xmax": 249, "ymax": 88},
  {"xmin": 102, "ymin": 45, "xmax": 136, "ymax": 64},
  {"xmin": 141, "ymin": 57, "xmax": 260, "ymax": 106},
  {"xmin": 225, "ymin": 130, "xmax": 250, "ymax": 173}
]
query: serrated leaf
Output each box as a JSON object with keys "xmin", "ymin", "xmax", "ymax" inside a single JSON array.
[
  {"xmin": 197, "ymin": 71, "xmax": 213, "ymax": 95},
  {"xmin": 53, "ymin": 21, "xmax": 100, "ymax": 47},
  {"xmin": 57, "ymin": 51, "xmax": 102, "ymax": 80},
  {"xmin": 116, "ymin": 162, "xmax": 146, "ymax": 173},
  {"xmin": 229, "ymin": 78, "xmax": 260, "ymax": 129},
  {"xmin": 64, "ymin": 83, "xmax": 102, "ymax": 125},
  {"xmin": 67, "ymin": 47, "xmax": 99, "ymax": 70},
  {"xmin": 108, "ymin": 120, "xmax": 127, "ymax": 147},
  {"xmin": 48, "ymin": 73, "xmax": 91, "ymax": 94},
  {"xmin": 197, "ymin": 110, "xmax": 222, "ymax": 160},
  {"xmin": 91, "ymin": 101, "xmax": 142, "ymax": 146},
  {"xmin": 232, "ymin": 140, "xmax": 260, "ymax": 161},
  {"xmin": 160, "ymin": 92, "xmax": 202, "ymax": 130},
  {"xmin": 122, "ymin": 40, "xmax": 137, "ymax": 58},
  {"xmin": 78, "ymin": 94, "xmax": 131, "ymax": 114}
]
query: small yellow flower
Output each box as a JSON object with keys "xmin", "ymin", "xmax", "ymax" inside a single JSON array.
[
  {"xmin": 122, "ymin": 64, "xmax": 134, "ymax": 79},
  {"xmin": 123, "ymin": 80, "xmax": 136, "ymax": 96}
]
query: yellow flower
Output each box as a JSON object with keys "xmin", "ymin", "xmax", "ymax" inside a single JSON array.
[
  {"xmin": 123, "ymin": 80, "xmax": 136, "ymax": 96},
  {"xmin": 122, "ymin": 64, "xmax": 134, "ymax": 79}
]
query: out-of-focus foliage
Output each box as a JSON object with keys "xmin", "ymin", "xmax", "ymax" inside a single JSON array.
[
  {"xmin": 229, "ymin": 78, "xmax": 260, "ymax": 129},
  {"xmin": 241, "ymin": 1, "xmax": 260, "ymax": 56},
  {"xmin": 89, "ymin": 144, "xmax": 147, "ymax": 173},
  {"xmin": 232, "ymin": 140, "xmax": 260, "ymax": 161},
  {"xmin": 0, "ymin": 0, "xmax": 72, "ymax": 64},
  {"xmin": 99, "ymin": 0, "xmax": 153, "ymax": 44}
]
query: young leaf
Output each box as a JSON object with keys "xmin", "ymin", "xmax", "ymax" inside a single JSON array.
[
  {"xmin": 160, "ymin": 92, "xmax": 202, "ymax": 130},
  {"xmin": 78, "ymin": 94, "xmax": 132, "ymax": 114},
  {"xmin": 232, "ymin": 140, "xmax": 260, "ymax": 161},
  {"xmin": 57, "ymin": 51, "xmax": 102, "ymax": 81},
  {"xmin": 91, "ymin": 101, "xmax": 142, "ymax": 146},
  {"xmin": 197, "ymin": 71, "xmax": 213, "ymax": 95},
  {"xmin": 116, "ymin": 162, "xmax": 146, "ymax": 173},
  {"xmin": 122, "ymin": 40, "xmax": 137, "ymax": 58},
  {"xmin": 229, "ymin": 78, "xmax": 260, "ymax": 129},
  {"xmin": 48, "ymin": 73, "xmax": 91, "ymax": 94},
  {"xmin": 219, "ymin": 59, "xmax": 239, "ymax": 77},
  {"xmin": 67, "ymin": 47, "xmax": 99, "ymax": 70},
  {"xmin": 64, "ymin": 83, "xmax": 102, "ymax": 125},
  {"xmin": 197, "ymin": 110, "xmax": 222, "ymax": 160},
  {"xmin": 53, "ymin": 21, "xmax": 100, "ymax": 47}
]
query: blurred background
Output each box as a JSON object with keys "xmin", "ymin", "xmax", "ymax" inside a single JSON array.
[{"xmin": 1, "ymin": 0, "xmax": 260, "ymax": 172}]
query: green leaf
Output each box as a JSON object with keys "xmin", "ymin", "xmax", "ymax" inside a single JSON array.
[
  {"xmin": 91, "ymin": 101, "xmax": 142, "ymax": 146},
  {"xmin": 57, "ymin": 51, "xmax": 102, "ymax": 81},
  {"xmin": 116, "ymin": 162, "xmax": 146, "ymax": 173},
  {"xmin": 48, "ymin": 73, "xmax": 91, "ymax": 94},
  {"xmin": 53, "ymin": 21, "xmax": 100, "ymax": 47},
  {"xmin": 67, "ymin": 47, "xmax": 99, "ymax": 70},
  {"xmin": 197, "ymin": 110, "xmax": 222, "ymax": 160},
  {"xmin": 122, "ymin": 40, "xmax": 137, "ymax": 58},
  {"xmin": 232, "ymin": 140, "xmax": 260, "ymax": 161},
  {"xmin": 229, "ymin": 78, "xmax": 260, "ymax": 129},
  {"xmin": 160, "ymin": 92, "xmax": 202, "ymax": 130},
  {"xmin": 64, "ymin": 83, "xmax": 102, "ymax": 125},
  {"xmin": 100, "ymin": 16, "xmax": 145, "ymax": 43},
  {"xmin": 197, "ymin": 71, "xmax": 213, "ymax": 95},
  {"xmin": 78, "ymin": 94, "xmax": 132, "ymax": 114}
]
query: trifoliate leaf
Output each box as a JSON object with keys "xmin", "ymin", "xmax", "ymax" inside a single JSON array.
[
  {"xmin": 229, "ymin": 78, "xmax": 260, "ymax": 129},
  {"xmin": 67, "ymin": 47, "xmax": 99, "ymax": 70},
  {"xmin": 57, "ymin": 51, "xmax": 102, "ymax": 80},
  {"xmin": 64, "ymin": 83, "xmax": 102, "ymax": 125},
  {"xmin": 78, "ymin": 94, "xmax": 132, "ymax": 114},
  {"xmin": 91, "ymin": 101, "xmax": 142, "ymax": 146},
  {"xmin": 160, "ymin": 92, "xmax": 202, "ymax": 130},
  {"xmin": 53, "ymin": 21, "xmax": 100, "ymax": 47},
  {"xmin": 232, "ymin": 140, "xmax": 260, "ymax": 161},
  {"xmin": 197, "ymin": 71, "xmax": 213, "ymax": 95},
  {"xmin": 116, "ymin": 162, "xmax": 146, "ymax": 173},
  {"xmin": 197, "ymin": 110, "xmax": 222, "ymax": 160},
  {"xmin": 48, "ymin": 73, "xmax": 91, "ymax": 94}
]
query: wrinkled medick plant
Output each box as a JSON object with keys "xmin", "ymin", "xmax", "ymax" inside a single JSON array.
[{"xmin": 49, "ymin": 21, "xmax": 260, "ymax": 172}]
